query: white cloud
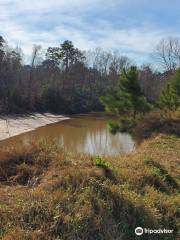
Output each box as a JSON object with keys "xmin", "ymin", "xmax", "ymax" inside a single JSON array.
[
  {"xmin": 0, "ymin": 0, "xmax": 180, "ymax": 64},
  {"xmin": 0, "ymin": 0, "xmax": 112, "ymax": 15}
]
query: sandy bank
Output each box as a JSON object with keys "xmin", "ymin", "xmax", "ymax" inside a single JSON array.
[{"xmin": 0, "ymin": 113, "xmax": 70, "ymax": 141}]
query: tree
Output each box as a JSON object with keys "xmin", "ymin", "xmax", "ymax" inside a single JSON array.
[
  {"xmin": 1, "ymin": 36, "xmax": 171, "ymax": 116},
  {"xmin": 45, "ymin": 40, "xmax": 85, "ymax": 70},
  {"xmin": 159, "ymin": 69, "xmax": 180, "ymax": 111},
  {"xmin": 28, "ymin": 45, "xmax": 42, "ymax": 110},
  {"xmin": 59, "ymin": 40, "xmax": 85, "ymax": 70},
  {"xmin": 0, "ymin": 36, "xmax": 5, "ymax": 62},
  {"xmin": 100, "ymin": 66, "xmax": 151, "ymax": 132},
  {"xmin": 101, "ymin": 66, "xmax": 150, "ymax": 118},
  {"xmin": 155, "ymin": 38, "xmax": 180, "ymax": 72},
  {"xmin": 172, "ymin": 68, "xmax": 180, "ymax": 96},
  {"xmin": 159, "ymin": 84, "xmax": 178, "ymax": 111},
  {"xmin": 45, "ymin": 47, "xmax": 61, "ymax": 68}
]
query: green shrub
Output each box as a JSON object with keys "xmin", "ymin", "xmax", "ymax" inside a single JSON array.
[{"xmin": 93, "ymin": 156, "xmax": 110, "ymax": 169}]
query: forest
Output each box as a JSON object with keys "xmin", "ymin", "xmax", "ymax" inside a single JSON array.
[
  {"xmin": 0, "ymin": 36, "xmax": 178, "ymax": 115},
  {"xmin": 0, "ymin": 35, "xmax": 180, "ymax": 240}
]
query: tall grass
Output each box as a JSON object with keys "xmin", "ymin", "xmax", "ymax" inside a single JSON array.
[
  {"xmin": 134, "ymin": 111, "xmax": 180, "ymax": 140},
  {"xmin": 0, "ymin": 135, "xmax": 179, "ymax": 239}
]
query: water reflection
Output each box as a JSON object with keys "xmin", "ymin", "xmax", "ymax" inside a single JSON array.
[{"xmin": 0, "ymin": 114, "xmax": 135, "ymax": 156}]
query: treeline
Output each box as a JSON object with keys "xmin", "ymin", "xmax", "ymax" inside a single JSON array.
[
  {"xmin": 100, "ymin": 38, "xmax": 180, "ymax": 134},
  {"xmin": 0, "ymin": 36, "xmax": 179, "ymax": 114}
]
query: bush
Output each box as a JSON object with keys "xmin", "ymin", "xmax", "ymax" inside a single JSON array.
[
  {"xmin": 93, "ymin": 156, "xmax": 110, "ymax": 169},
  {"xmin": 134, "ymin": 111, "xmax": 180, "ymax": 139}
]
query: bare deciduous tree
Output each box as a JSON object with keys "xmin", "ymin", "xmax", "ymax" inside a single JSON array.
[{"xmin": 155, "ymin": 38, "xmax": 180, "ymax": 72}]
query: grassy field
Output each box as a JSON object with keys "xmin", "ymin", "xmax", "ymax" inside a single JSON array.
[{"xmin": 0, "ymin": 134, "xmax": 179, "ymax": 240}]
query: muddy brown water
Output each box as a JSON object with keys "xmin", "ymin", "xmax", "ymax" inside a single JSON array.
[{"xmin": 0, "ymin": 114, "xmax": 135, "ymax": 156}]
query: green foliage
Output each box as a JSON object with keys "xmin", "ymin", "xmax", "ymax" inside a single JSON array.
[
  {"xmin": 159, "ymin": 69, "xmax": 180, "ymax": 110},
  {"xmin": 101, "ymin": 67, "xmax": 151, "ymax": 119},
  {"xmin": 93, "ymin": 156, "xmax": 110, "ymax": 169},
  {"xmin": 120, "ymin": 66, "xmax": 151, "ymax": 116},
  {"xmin": 159, "ymin": 83, "xmax": 179, "ymax": 110},
  {"xmin": 100, "ymin": 66, "xmax": 151, "ymax": 133},
  {"xmin": 108, "ymin": 117, "xmax": 135, "ymax": 134},
  {"xmin": 172, "ymin": 69, "xmax": 180, "ymax": 96},
  {"xmin": 46, "ymin": 40, "xmax": 85, "ymax": 70},
  {"xmin": 108, "ymin": 121, "xmax": 121, "ymax": 134},
  {"xmin": 118, "ymin": 116, "xmax": 136, "ymax": 132}
]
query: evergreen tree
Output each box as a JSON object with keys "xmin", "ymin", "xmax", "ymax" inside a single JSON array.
[
  {"xmin": 45, "ymin": 40, "xmax": 85, "ymax": 70},
  {"xmin": 159, "ymin": 83, "xmax": 178, "ymax": 111},
  {"xmin": 159, "ymin": 69, "xmax": 180, "ymax": 111},
  {"xmin": 172, "ymin": 69, "xmax": 180, "ymax": 97},
  {"xmin": 100, "ymin": 66, "xmax": 151, "ymax": 132}
]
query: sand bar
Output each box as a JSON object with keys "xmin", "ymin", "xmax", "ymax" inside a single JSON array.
[{"xmin": 0, "ymin": 113, "xmax": 69, "ymax": 141}]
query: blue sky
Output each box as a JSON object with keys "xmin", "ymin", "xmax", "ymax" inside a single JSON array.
[{"xmin": 0, "ymin": 0, "xmax": 180, "ymax": 64}]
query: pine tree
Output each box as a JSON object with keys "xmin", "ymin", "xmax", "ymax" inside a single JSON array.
[
  {"xmin": 159, "ymin": 69, "xmax": 180, "ymax": 111},
  {"xmin": 159, "ymin": 84, "xmax": 178, "ymax": 111},
  {"xmin": 100, "ymin": 66, "xmax": 151, "ymax": 132},
  {"xmin": 172, "ymin": 69, "xmax": 180, "ymax": 97}
]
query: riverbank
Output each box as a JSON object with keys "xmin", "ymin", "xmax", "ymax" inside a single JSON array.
[
  {"xmin": 0, "ymin": 113, "xmax": 70, "ymax": 141},
  {"xmin": 0, "ymin": 134, "xmax": 179, "ymax": 239}
]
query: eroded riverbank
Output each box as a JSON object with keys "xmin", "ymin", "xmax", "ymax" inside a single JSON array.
[{"xmin": 0, "ymin": 113, "xmax": 70, "ymax": 141}]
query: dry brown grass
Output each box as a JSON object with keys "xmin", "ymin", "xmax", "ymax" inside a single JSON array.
[
  {"xmin": 0, "ymin": 143, "xmax": 53, "ymax": 185},
  {"xmin": 0, "ymin": 135, "xmax": 179, "ymax": 240},
  {"xmin": 134, "ymin": 111, "xmax": 180, "ymax": 140}
]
